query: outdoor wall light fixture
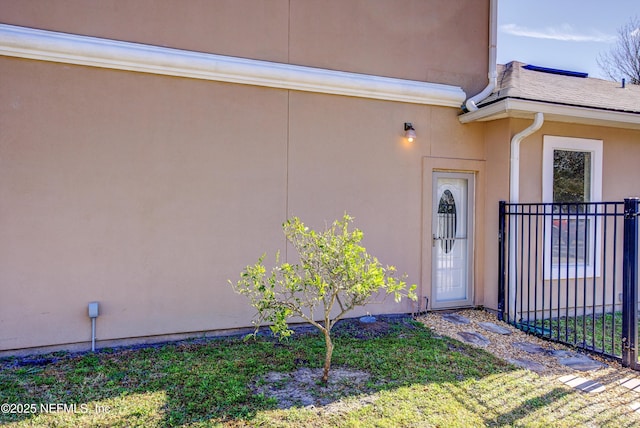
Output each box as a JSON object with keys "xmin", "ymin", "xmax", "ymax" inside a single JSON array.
[{"xmin": 404, "ymin": 122, "xmax": 416, "ymax": 143}]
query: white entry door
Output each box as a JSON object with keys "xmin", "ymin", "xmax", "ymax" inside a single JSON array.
[{"xmin": 431, "ymin": 172, "xmax": 474, "ymax": 308}]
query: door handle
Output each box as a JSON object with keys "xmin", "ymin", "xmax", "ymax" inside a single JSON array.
[{"xmin": 433, "ymin": 233, "xmax": 466, "ymax": 247}]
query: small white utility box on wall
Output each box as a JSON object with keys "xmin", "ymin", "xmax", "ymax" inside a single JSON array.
[{"xmin": 88, "ymin": 302, "xmax": 99, "ymax": 351}]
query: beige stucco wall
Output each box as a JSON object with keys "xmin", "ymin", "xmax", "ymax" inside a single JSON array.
[
  {"xmin": 288, "ymin": 0, "xmax": 488, "ymax": 94},
  {"xmin": 0, "ymin": 0, "xmax": 488, "ymax": 95},
  {"xmin": 479, "ymin": 120, "xmax": 511, "ymax": 311},
  {"xmin": 0, "ymin": 57, "xmax": 290, "ymax": 351},
  {"xmin": 0, "ymin": 1, "xmax": 492, "ymax": 353},
  {"xmin": 0, "ymin": 59, "xmax": 488, "ymax": 353},
  {"xmin": 0, "ymin": 0, "xmax": 291, "ymax": 63}
]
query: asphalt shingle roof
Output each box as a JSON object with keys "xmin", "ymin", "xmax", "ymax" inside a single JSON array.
[{"xmin": 479, "ymin": 61, "xmax": 640, "ymax": 114}]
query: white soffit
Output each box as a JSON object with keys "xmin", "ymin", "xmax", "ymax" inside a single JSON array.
[
  {"xmin": 459, "ymin": 98, "xmax": 640, "ymax": 130},
  {"xmin": 0, "ymin": 24, "xmax": 466, "ymax": 107}
]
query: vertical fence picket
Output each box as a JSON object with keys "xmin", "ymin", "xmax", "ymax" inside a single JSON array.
[
  {"xmin": 612, "ymin": 203, "xmax": 619, "ymax": 357},
  {"xmin": 622, "ymin": 198, "xmax": 639, "ymax": 369},
  {"xmin": 498, "ymin": 201, "xmax": 506, "ymax": 322},
  {"xmin": 601, "ymin": 204, "xmax": 608, "ymax": 353}
]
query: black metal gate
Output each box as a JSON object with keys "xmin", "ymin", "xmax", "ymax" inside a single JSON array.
[{"xmin": 498, "ymin": 198, "xmax": 639, "ymax": 369}]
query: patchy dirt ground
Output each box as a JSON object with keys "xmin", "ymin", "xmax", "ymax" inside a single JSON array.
[
  {"xmin": 251, "ymin": 366, "xmax": 375, "ymax": 410},
  {"xmin": 251, "ymin": 310, "xmax": 640, "ymax": 414},
  {"xmin": 249, "ymin": 316, "xmax": 408, "ymax": 410}
]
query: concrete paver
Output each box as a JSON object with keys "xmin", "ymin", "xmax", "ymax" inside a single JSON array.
[{"xmin": 558, "ymin": 375, "xmax": 606, "ymax": 393}]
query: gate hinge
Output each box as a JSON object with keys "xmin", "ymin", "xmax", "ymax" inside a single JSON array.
[{"xmin": 624, "ymin": 209, "xmax": 639, "ymax": 219}]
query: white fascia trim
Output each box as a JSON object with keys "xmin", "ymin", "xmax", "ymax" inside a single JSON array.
[
  {"xmin": 0, "ymin": 24, "xmax": 466, "ymax": 107},
  {"xmin": 459, "ymin": 98, "xmax": 640, "ymax": 129}
]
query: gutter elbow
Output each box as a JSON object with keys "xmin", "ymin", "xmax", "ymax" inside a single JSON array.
[
  {"xmin": 463, "ymin": 99, "xmax": 478, "ymax": 113},
  {"xmin": 511, "ymin": 112, "xmax": 545, "ymax": 156},
  {"xmin": 515, "ymin": 112, "xmax": 544, "ymax": 141},
  {"xmin": 509, "ymin": 112, "xmax": 544, "ymax": 203},
  {"xmin": 463, "ymin": 75, "xmax": 496, "ymax": 112}
]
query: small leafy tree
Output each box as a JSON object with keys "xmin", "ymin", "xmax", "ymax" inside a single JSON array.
[{"xmin": 231, "ymin": 214, "xmax": 416, "ymax": 383}]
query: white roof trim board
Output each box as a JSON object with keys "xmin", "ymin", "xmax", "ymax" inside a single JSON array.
[
  {"xmin": 459, "ymin": 98, "xmax": 640, "ymax": 130},
  {"xmin": 0, "ymin": 24, "xmax": 466, "ymax": 107}
]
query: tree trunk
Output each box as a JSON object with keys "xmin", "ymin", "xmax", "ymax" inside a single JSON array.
[{"xmin": 322, "ymin": 330, "xmax": 334, "ymax": 384}]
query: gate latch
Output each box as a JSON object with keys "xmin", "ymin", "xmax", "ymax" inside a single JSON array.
[{"xmin": 624, "ymin": 209, "xmax": 639, "ymax": 219}]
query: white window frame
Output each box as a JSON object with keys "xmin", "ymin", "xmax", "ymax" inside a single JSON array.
[{"xmin": 542, "ymin": 136, "xmax": 603, "ymax": 279}]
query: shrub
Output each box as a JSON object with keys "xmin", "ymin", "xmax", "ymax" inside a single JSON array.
[{"xmin": 231, "ymin": 214, "xmax": 416, "ymax": 383}]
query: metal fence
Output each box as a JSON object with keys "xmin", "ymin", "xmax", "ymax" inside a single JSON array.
[{"xmin": 498, "ymin": 198, "xmax": 639, "ymax": 369}]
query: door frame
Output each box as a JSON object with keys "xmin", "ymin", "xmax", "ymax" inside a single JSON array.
[{"xmin": 422, "ymin": 158, "xmax": 485, "ymax": 311}]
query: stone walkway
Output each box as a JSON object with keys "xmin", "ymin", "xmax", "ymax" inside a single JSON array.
[
  {"xmin": 428, "ymin": 311, "xmax": 640, "ymax": 410},
  {"xmin": 442, "ymin": 312, "xmax": 607, "ymax": 375}
]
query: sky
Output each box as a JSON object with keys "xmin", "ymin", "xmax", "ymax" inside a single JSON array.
[{"xmin": 497, "ymin": 0, "xmax": 640, "ymax": 81}]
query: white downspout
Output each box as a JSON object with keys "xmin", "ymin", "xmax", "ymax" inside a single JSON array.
[
  {"xmin": 464, "ymin": 0, "xmax": 498, "ymax": 112},
  {"xmin": 508, "ymin": 112, "xmax": 544, "ymax": 322},
  {"xmin": 510, "ymin": 113, "xmax": 544, "ymax": 203}
]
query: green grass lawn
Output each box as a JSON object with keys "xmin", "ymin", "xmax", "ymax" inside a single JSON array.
[{"xmin": 1, "ymin": 317, "xmax": 639, "ymax": 427}]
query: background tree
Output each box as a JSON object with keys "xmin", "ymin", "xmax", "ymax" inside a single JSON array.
[
  {"xmin": 232, "ymin": 214, "xmax": 416, "ymax": 383},
  {"xmin": 597, "ymin": 16, "xmax": 640, "ymax": 84}
]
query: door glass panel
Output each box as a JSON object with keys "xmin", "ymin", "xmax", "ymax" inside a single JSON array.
[{"xmin": 437, "ymin": 190, "xmax": 457, "ymax": 253}]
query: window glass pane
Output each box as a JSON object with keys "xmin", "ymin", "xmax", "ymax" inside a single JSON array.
[
  {"xmin": 552, "ymin": 149, "xmax": 592, "ymax": 266},
  {"xmin": 552, "ymin": 217, "xmax": 589, "ymax": 265},
  {"xmin": 553, "ymin": 150, "xmax": 591, "ymax": 204}
]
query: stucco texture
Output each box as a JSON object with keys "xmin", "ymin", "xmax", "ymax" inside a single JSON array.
[{"xmin": 0, "ymin": 0, "xmax": 492, "ymax": 353}]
